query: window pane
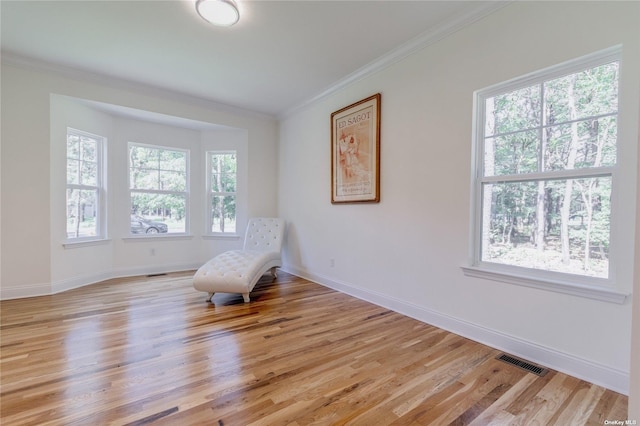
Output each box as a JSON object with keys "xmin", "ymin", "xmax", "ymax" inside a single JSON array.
[
  {"xmin": 544, "ymin": 62, "xmax": 618, "ymax": 125},
  {"xmin": 159, "ymin": 171, "xmax": 186, "ymax": 191},
  {"xmin": 545, "ymin": 116, "xmax": 617, "ymax": 171},
  {"xmin": 67, "ymin": 159, "xmax": 80, "ymax": 185},
  {"xmin": 485, "ymin": 130, "xmax": 538, "ymax": 176},
  {"xmin": 159, "ymin": 150, "xmax": 186, "ymax": 172},
  {"xmin": 481, "ymin": 177, "xmax": 610, "ymax": 278},
  {"xmin": 67, "ymin": 188, "xmax": 98, "ymax": 238},
  {"xmin": 129, "ymin": 145, "xmax": 187, "ymax": 191},
  {"xmin": 81, "ymin": 139, "xmax": 97, "ymax": 162},
  {"xmin": 130, "ymin": 169, "xmax": 159, "ymax": 190},
  {"xmin": 67, "ymin": 135, "xmax": 98, "ymax": 185},
  {"xmin": 211, "ymin": 195, "xmax": 236, "ymax": 233},
  {"xmin": 80, "ymin": 160, "xmax": 98, "ymax": 186},
  {"xmin": 67, "ymin": 135, "xmax": 80, "ymax": 159},
  {"xmin": 129, "ymin": 146, "xmax": 158, "ymax": 171},
  {"xmin": 210, "ymin": 153, "xmax": 236, "ymax": 192},
  {"xmin": 130, "ymin": 192, "xmax": 186, "ymax": 233},
  {"xmin": 210, "ymin": 153, "xmax": 237, "ymax": 174},
  {"xmin": 485, "ymin": 85, "xmax": 540, "ymax": 137},
  {"xmin": 211, "ymin": 173, "xmax": 236, "ymax": 192}
]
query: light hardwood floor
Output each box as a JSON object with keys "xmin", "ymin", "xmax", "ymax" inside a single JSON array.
[{"xmin": 1, "ymin": 271, "xmax": 628, "ymax": 425}]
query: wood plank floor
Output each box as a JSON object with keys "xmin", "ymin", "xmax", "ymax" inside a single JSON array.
[{"xmin": 1, "ymin": 271, "xmax": 628, "ymax": 425}]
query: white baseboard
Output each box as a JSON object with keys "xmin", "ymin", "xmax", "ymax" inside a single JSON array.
[
  {"xmin": 1, "ymin": 262, "xmax": 200, "ymax": 300},
  {"xmin": 281, "ymin": 264, "xmax": 629, "ymax": 395},
  {"xmin": 52, "ymin": 271, "xmax": 115, "ymax": 295},
  {"xmin": 107, "ymin": 262, "xmax": 200, "ymax": 283},
  {"xmin": 1, "ymin": 282, "xmax": 52, "ymax": 300}
]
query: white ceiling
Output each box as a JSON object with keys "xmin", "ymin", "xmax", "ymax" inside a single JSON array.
[{"xmin": 1, "ymin": 0, "xmax": 503, "ymax": 117}]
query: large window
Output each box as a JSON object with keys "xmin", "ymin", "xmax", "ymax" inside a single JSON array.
[
  {"xmin": 66, "ymin": 129, "xmax": 104, "ymax": 240},
  {"xmin": 207, "ymin": 151, "xmax": 237, "ymax": 233},
  {"xmin": 470, "ymin": 50, "xmax": 620, "ymax": 288},
  {"xmin": 129, "ymin": 143, "xmax": 188, "ymax": 235}
]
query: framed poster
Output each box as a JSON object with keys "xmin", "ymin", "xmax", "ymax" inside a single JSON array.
[{"xmin": 331, "ymin": 93, "xmax": 381, "ymax": 204}]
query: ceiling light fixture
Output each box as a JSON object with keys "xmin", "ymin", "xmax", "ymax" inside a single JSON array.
[{"xmin": 196, "ymin": 0, "xmax": 240, "ymax": 27}]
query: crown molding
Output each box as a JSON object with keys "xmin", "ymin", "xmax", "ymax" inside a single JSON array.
[
  {"xmin": 1, "ymin": 50, "xmax": 276, "ymax": 121},
  {"xmin": 278, "ymin": 1, "xmax": 511, "ymax": 120}
]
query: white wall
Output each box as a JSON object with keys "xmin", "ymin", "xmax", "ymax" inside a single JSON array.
[
  {"xmin": 1, "ymin": 64, "xmax": 52, "ymax": 295},
  {"xmin": 631, "ymin": 98, "xmax": 640, "ymax": 420},
  {"xmin": 1, "ymin": 61, "xmax": 278, "ymax": 298},
  {"xmin": 278, "ymin": 1, "xmax": 640, "ymax": 394}
]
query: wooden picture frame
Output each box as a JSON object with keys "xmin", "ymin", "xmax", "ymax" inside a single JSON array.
[{"xmin": 331, "ymin": 93, "xmax": 381, "ymax": 204}]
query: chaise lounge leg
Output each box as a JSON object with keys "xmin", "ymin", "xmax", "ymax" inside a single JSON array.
[
  {"xmin": 242, "ymin": 293, "xmax": 250, "ymax": 303},
  {"xmin": 270, "ymin": 267, "xmax": 278, "ymax": 279},
  {"xmin": 206, "ymin": 292, "xmax": 215, "ymax": 302}
]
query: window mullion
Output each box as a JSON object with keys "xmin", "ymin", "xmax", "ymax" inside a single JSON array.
[
  {"xmin": 481, "ymin": 166, "xmax": 615, "ymax": 184},
  {"xmin": 131, "ymin": 188, "xmax": 186, "ymax": 196},
  {"xmin": 542, "ymin": 111, "xmax": 617, "ymax": 130},
  {"xmin": 489, "ymin": 111, "xmax": 618, "ymax": 141},
  {"xmin": 68, "ymin": 183, "xmax": 99, "ymax": 191}
]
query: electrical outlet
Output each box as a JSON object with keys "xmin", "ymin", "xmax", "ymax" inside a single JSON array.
[
  {"xmin": 150, "ymin": 248, "xmax": 156, "ymax": 256},
  {"xmin": 329, "ymin": 258, "xmax": 335, "ymax": 267}
]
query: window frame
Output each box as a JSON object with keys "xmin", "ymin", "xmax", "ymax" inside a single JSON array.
[
  {"xmin": 463, "ymin": 46, "xmax": 628, "ymax": 304},
  {"xmin": 127, "ymin": 142, "xmax": 190, "ymax": 237},
  {"xmin": 206, "ymin": 150, "xmax": 238, "ymax": 236},
  {"xmin": 65, "ymin": 128, "xmax": 106, "ymax": 243}
]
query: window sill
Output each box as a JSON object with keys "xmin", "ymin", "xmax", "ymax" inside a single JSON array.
[
  {"xmin": 461, "ymin": 265, "xmax": 628, "ymax": 304},
  {"xmin": 202, "ymin": 234, "xmax": 241, "ymax": 241},
  {"xmin": 63, "ymin": 238, "xmax": 111, "ymax": 249},
  {"xmin": 122, "ymin": 234, "xmax": 194, "ymax": 242}
]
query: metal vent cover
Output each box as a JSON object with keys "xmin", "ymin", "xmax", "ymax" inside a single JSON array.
[{"xmin": 496, "ymin": 353, "xmax": 549, "ymax": 376}]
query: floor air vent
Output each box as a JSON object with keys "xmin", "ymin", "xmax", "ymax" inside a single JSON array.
[{"xmin": 496, "ymin": 353, "xmax": 549, "ymax": 376}]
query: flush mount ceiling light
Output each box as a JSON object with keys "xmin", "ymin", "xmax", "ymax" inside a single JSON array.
[{"xmin": 196, "ymin": 0, "xmax": 240, "ymax": 27}]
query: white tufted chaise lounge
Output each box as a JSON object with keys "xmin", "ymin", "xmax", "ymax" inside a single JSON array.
[{"xmin": 193, "ymin": 218, "xmax": 285, "ymax": 303}]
